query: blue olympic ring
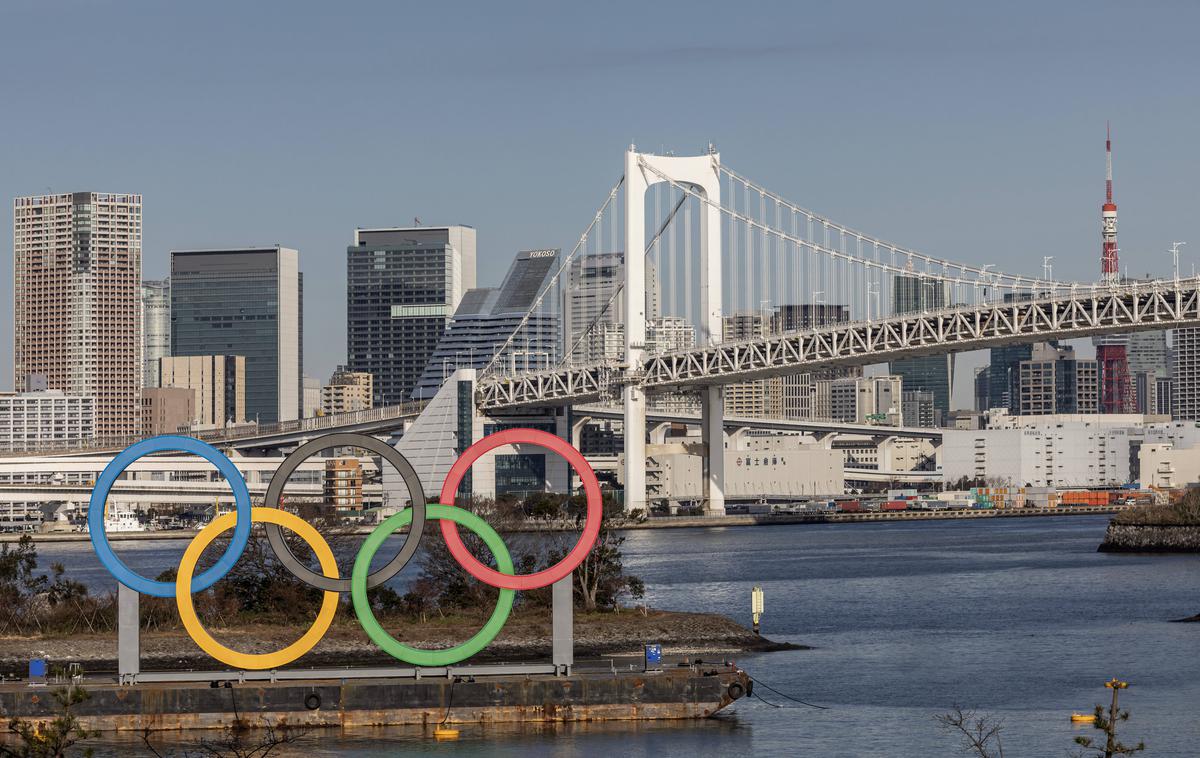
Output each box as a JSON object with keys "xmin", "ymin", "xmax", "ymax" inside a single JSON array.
[{"xmin": 88, "ymin": 435, "xmax": 253, "ymax": 598}]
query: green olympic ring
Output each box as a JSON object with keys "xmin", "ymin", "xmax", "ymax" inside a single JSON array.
[{"xmin": 351, "ymin": 504, "xmax": 515, "ymax": 667}]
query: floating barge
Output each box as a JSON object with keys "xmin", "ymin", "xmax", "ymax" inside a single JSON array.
[{"xmin": 0, "ymin": 664, "xmax": 750, "ymax": 733}]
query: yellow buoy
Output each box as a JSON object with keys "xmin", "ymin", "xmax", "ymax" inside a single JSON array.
[{"xmin": 434, "ymin": 727, "xmax": 460, "ymax": 740}]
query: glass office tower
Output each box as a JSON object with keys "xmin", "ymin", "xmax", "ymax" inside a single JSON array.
[
  {"xmin": 346, "ymin": 226, "xmax": 476, "ymax": 406},
  {"xmin": 170, "ymin": 247, "xmax": 302, "ymax": 425},
  {"xmin": 411, "ymin": 248, "xmax": 559, "ymax": 400}
]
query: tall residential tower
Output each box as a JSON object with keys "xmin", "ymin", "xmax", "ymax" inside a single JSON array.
[{"xmin": 13, "ymin": 192, "xmax": 143, "ymax": 439}]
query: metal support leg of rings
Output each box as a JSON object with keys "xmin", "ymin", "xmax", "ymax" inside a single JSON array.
[{"xmin": 117, "ymin": 575, "xmax": 575, "ymax": 684}]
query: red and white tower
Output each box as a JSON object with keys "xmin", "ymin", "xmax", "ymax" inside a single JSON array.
[
  {"xmin": 1101, "ymin": 122, "xmax": 1119, "ymax": 283},
  {"xmin": 1096, "ymin": 122, "xmax": 1132, "ymax": 412}
]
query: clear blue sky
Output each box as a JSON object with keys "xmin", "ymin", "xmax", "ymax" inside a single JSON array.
[{"xmin": 4, "ymin": 0, "xmax": 1200, "ymax": 402}]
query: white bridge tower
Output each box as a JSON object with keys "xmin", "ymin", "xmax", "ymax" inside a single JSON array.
[{"xmin": 623, "ymin": 147, "xmax": 725, "ymax": 515}]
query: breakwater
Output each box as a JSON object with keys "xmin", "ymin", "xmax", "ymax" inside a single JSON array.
[{"xmin": 1098, "ymin": 521, "xmax": 1200, "ymax": 552}]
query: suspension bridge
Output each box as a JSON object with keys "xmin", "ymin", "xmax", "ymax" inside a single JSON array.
[
  {"xmin": 5, "ymin": 146, "xmax": 1196, "ymax": 516},
  {"xmin": 468, "ymin": 147, "xmax": 1199, "ymax": 514}
]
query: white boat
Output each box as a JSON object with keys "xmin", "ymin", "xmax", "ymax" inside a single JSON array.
[{"xmin": 86, "ymin": 509, "xmax": 146, "ymax": 533}]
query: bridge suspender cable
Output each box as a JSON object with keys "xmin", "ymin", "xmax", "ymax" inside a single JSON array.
[
  {"xmin": 644, "ymin": 158, "xmax": 1105, "ymax": 296},
  {"xmin": 478, "ymin": 175, "xmax": 625, "ymax": 379},
  {"xmin": 558, "ymin": 190, "xmax": 688, "ymax": 369}
]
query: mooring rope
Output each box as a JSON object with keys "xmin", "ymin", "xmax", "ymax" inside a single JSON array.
[{"xmin": 746, "ymin": 672, "xmax": 830, "ymax": 710}]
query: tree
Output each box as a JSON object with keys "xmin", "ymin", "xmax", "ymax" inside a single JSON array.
[
  {"xmin": 935, "ymin": 706, "xmax": 1005, "ymax": 758},
  {"xmin": 565, "ymin": 497, "xmax": 645, "ymax": 612},
  {"xmin": 1, "ymin": 684, "xmax": 95, "ymax": 758},
  {"xmin": 1073, "ymin": 679, "xmax": 1145, "ymax": 758}
]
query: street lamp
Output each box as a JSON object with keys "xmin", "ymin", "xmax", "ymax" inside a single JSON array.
[{"xmin": 1169, "ymin": 241, "xmax": 1186, "ymax": 283}]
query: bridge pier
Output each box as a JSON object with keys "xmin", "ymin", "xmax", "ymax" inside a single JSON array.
[
  {"xmin": 701, "ymin": 387, "xmax": 726, "ymax": 516},
  {"xmin": 649, "ymin": 421, "xmax": 672, "ymax": 445},
  {"xmin": 623, "ymin": 386, "xmax": 648, "ymax": 514},
  {"xmin": 570, "ymin": 415, "xmax": 593, "ymax": 450}
]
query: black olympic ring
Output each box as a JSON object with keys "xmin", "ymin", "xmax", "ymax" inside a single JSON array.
[{"xmin": 263, "ymin": 433, "xmax": 427, "ymax": 592}]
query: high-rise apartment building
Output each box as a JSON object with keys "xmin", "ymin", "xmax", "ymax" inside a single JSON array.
[
  {"xmin": 902, "ymin": 389, "xmax": 937, "ymax": 428},
  {"xmin": 1016, "ymin": 344, "xmax": 1099, "ymax": 415},
  {"xmin": 0, "ymin": 390, "xmax": 95, "ymax": 450},
  {"xmin": 170, "ymin": 247, "xmax": 302, "ymax": 425},
  {"xmin": 815, "ymin": 375, "xmax": 903, "ymax": 425},
  {"xmin": 324, "ymin": 457, "xmax": 364, "ymax": 512},
  {"xmin": 722, "ymin": 313, "xmax": 783, "ymax": 418},
  {"xmin": 13, "ymin": 192, "xmax": 143, "ymax": 439},
  {"xmin": 347, "ymin": 226, "xmax": 476, "ymax": 406},
  {"xmin": 142, "ymin": 279, "xmax": 170, "ymax": 388},
  {"xmin": 561, "ymin": 252, "xmax": 659, "ymax": 364},
  {"xmin": 890, "ymin": 273, "xmax": 952, "ymax": 423},
  {"xmin": 1172, "ymin": 327, "xmax": 1200, "ymax": 420},
  {"xmin": 1157, "ymin": 376, "xmax": 1174, "ymax": 418},
  {"xmin": 563, "ymin": 253, "xmax": 622, "ymax": 364},
  {"xmin": 772, "ymin": 304, "xmax": 857, "ymax": 419},
  {"xmin": 322, "ymin": 366, "xmax": 374, "ymax": 415},
  {"xmin": 1127, "ymin": 330, "xmax": 1170, "ymax": 377},
  {"xmin": 647, "ymin": 317, "xmax": 698, "ymax": 414},
  {"xmin": 1132, "ymin": 370, "xmax": 1170, "ymax": 416},
  {"xmin": 412, "ymin": 249, "xmax": 559, "ymax": 399},
  {"xmin": 158, "ymin": 354, "xmax": 247, "ymax": 427}
]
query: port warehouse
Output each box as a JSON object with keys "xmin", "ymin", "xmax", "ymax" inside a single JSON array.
[{"xmin": 725, "ymin": 485, "xmax": 1156, "ymax": 517}]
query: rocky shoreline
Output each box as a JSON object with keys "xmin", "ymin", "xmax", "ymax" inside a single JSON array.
[
  {"xmin": 1097, "ymin": 522, "xmax": 1200, "ymax": 552},
  {"xmin": 0, "ymin": 608, "xmax": 801, "ymax": 677}
]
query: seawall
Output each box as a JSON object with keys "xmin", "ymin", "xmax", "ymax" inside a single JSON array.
[
  {"xmin": 2, "ymin": 505, "xmax": 1131, "ymax": 543},
  {"xmin": 0, "ymin": 666, "xmax": 750, "ymax": 732}
]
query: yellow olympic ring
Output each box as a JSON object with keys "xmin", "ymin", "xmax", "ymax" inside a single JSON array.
[{"xmin": 175, "ymin": 507, "xmax": 339, "ymax": 670}]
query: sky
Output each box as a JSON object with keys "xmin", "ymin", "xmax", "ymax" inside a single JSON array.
[{"xmin": 3, "ymin": 0, "xmax": 1200, "ymax": 405}]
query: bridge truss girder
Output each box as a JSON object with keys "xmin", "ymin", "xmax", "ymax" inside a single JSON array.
[{"xmin": 477, "ymin": 282, "xmax": 1200, "ymax": 411}]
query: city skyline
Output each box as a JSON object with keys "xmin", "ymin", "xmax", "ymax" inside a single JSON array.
[{"xmin": 4, "ymin": 2, "xmax": 1200, "ymax": 392}]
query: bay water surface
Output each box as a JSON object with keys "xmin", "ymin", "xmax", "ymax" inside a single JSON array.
[{"xmin": 29, "ymin": 515, "xmax": 1200, "ymax": 756}]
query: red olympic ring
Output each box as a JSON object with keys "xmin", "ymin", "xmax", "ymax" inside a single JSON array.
[{"xmin": 439, "ymin": 428, "xmax": 602, "ymax": 591}]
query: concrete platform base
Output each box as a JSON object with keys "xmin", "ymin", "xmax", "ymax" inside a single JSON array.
[{"xmin": 0, "ymin": 665, "xmax": 750, "ymax": 733}]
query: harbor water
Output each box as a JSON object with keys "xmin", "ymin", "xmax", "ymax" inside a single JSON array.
[{"xmin": 26, "ymin": 515, "xmax": 1200, "ymax": 756}]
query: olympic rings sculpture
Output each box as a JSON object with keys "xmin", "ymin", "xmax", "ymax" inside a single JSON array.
[{"xmin": 88, "ymin": 428, "xmax": 602, "ymax": 670}]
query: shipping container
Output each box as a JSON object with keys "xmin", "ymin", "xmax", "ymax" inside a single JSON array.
[{"xmin": 882, "ymin": 501, "xmax": 908, "ymax": 512}]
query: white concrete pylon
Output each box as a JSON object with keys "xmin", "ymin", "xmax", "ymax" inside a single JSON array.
[{"xmin": 623, "ymin": 147, "xmax": 723, "ymax": 514}]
